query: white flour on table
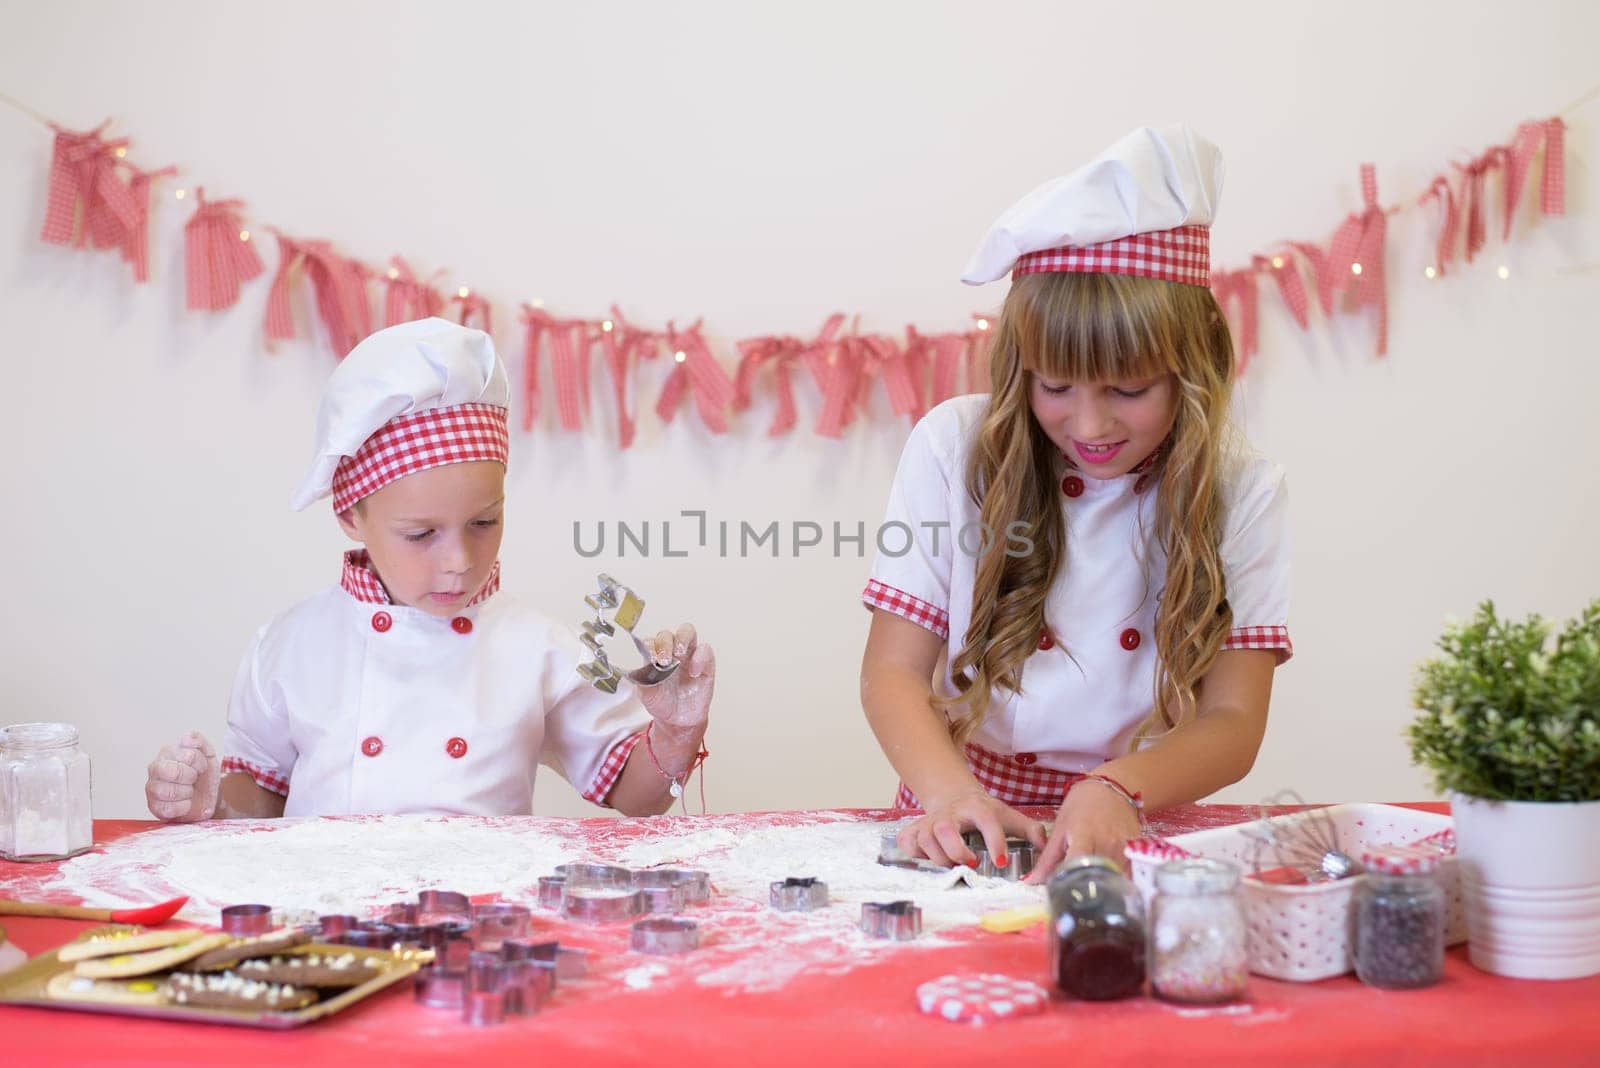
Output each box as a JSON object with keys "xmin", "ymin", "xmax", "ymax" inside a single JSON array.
[{"xmin": 34, "ymin": 812, "xmax": 1045, "ymax": 994}]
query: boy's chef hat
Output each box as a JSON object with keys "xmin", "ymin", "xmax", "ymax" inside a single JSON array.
[
  {"xmin": 290, "ymin": 317, "xmax": 511, "ymax": 513},
  {"xmin": 960, "ymin": 124, "xmax": 1224, "ymax": 288}
]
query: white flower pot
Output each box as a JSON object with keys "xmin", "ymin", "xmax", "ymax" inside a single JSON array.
[{"xmin": 1451, "ymin": 792, "xmax": 1600, "ymax": 979}]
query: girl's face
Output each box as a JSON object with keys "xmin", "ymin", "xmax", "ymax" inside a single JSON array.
[
  {"xmin": 338, "ymin": 461, "xmax": 506, "ymax": 617},
  {"xmin": 1028, "ymin": 371, "xmax": 1180, "ymax": 477}
]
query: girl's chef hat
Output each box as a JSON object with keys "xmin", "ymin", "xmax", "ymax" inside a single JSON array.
[
  {"xmin": 290, "ymin": 317, "xmax": 510, "ymax": 513},
  {"xmin": 961, "ymin": 124, "xmax": 1224, "ymax": 289}
]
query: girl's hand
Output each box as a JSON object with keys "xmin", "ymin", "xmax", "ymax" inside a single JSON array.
[
  {"xmin": 1026, "ymin": 780, "xmax": 1142, "ymax": 884},
  {"xmin": 145, "ymin": 731, "xmax": 221, "ymax": 822},
  {"xmin": 636, "ymin": 623, "xmax": 715, "ymax": 732},
  {"xmin": 897, "ymin": 788, "xmax": 1047, "ymax": 869}
]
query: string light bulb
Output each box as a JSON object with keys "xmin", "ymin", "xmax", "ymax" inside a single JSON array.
[
  {"xmin": 387, "ymin": 267, "xmax": 400, "ymax": 280},
  {"xmin": 457, "ymin": 286, "xmax": 471, "ymax": 299},
  {"xmin": 976, "ymin": 318, "xmax": 990, "ymax": 331},
  {"xmin": 174, "ymin": 188, "xmax": 186, "ymax": 200},
  {"xmin": 1271, "ymin": 256, "xmax": 1285, "ymax": 269},
  {"xmin": 674, "ymin": 350, "xmax": 687, "ymax": 364},
  {"xmin": 1497, "ymin": 265, "xmax": 1511, "ymax": 280},
  {"xmin": 530, "ymin": 298, "xmax": 545, "ymax": 309},
  {"xmin": 1350, "ymin": 263, "xmax": 1364, "ymax": 276},
  {"xmin": 1424, "ymin": 266, "xmax": 1437, "ymax": 279},
  {"xmin": 601, "ymin": 320, "xmax": 615, "ymax": 332},
  {"xmin": 114, "ymin": 146, "xmax": 127, "ymax": 158},
  {"xmin": 238, "ymin": 230, "xmax": 250, "ymax": 243}
]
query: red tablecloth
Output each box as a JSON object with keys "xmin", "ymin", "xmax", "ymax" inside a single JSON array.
[{"xmin": 1, "ymin": 804, "xmax": 1595, "ymax": 1067}]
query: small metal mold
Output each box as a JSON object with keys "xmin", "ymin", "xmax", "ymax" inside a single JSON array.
[
  {"xmin": 637, "ymin": 882, "xmax": 688, "ymax": 915},
  {"xmin": 536, "ymin": 876, "xmax": 567, "ymax": 910},
  {"xmin": 555, "ymin": 862, "xmax": 634, "ymax": 890},
  {"xmin": 384, "ymin": 902, "xmax": 421, "ymax": 925},
  {"xmin": 314, "ymin": 914, "xmax": 359, "ymax": 939},
  {"xmin": 220, "ymin": 904, "xmax": 273, "ymax": 936},
  {"xmin": 860, "ymin": 900, "xmax": 922, "ymax": 941},
  {"xmin": 962, "ymin": 832, "xmax": 1038, "ymax": 880},
  {"xmin": 654, "ymin": 868, "xmax": 711, "ymax": 905},
  {"xmin": 633, "ymin": 869, "xmax": 700, "ymax": 914},
  {"xmin": 435, "ymin": 936, "xmax": 474, "ymax": 970},
  {"xmin": 471, "ymin": 903, "xmax": 531, "ymax": 949},
  {"xmin": 523, "ymin": 940, "xmax": 587, "ymax": 981},
  {"xmin": 770, "ymin": 877, "xmax": 830, "ymax": 912},
  {"xmin": 414, "ymin": 968, "xmax": 466, "ymax": 1009},
  {"xmin": 387, "ymin": 923, "xmax": 431, "ymax": 949},
  {"xmin": 562, "ymin": 887, "xmax": 643, "ymax": 925},
  {"xmin": 630, "ymin": 917, "xmax": 700, "ymax": 955},
  {"xmin": 422, "ymin": 920, "xmax": 474, "ymax": 950},
  {"xmin": 876, "ymin": 829, "xmax": 947, "ymax": 873},
  {"xmin": 463, "ymin": 989, "xmax": 507, "ymax": 1027},
  {"xmin": 339, "ymin": 929, "xmax": 395, "ymax": 949},
  {"xmin": 417, "ymin": 890, "xmax": 471, "ymax": 922}
]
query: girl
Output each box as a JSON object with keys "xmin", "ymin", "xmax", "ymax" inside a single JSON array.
[
  {"xmin": 860, "ymin": 126, "xmax": 1290, "ymax": 882},
  {"xmin": 144, "ymin": 318, "xmax": 713, "ymax": 820}
]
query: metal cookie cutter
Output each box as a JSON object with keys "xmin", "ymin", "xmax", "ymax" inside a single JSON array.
[
  {"xmin": 770, "ymin": 877, "xmax": 829, "ymax": 912},
  {"xmin": 563, "ymin": 887, "xmax": 644, "ymax": 924},
  {"xmin": 220, "ymin": 904, "xmax": 274, "ymax": 936},
  {"xmin": 536, "ymin": 876, "xmax": 566, "ymax": 910},
  {"xmin": 578, "ymin": 573, "xmax": 680, "ymax": 692},
  {"xmin": 632, "ymin": 870, "xmax": 690, "ymax": 915},
  {"xmin": 961, "ymin": 831, "xmax": 1038, "ymax": 881},
  {"xmin": 631, "ymin": 917, "xmax": 700, "ymax": 955},
  {"xmin": 556, "ymin": 862, "xmax": 634, "ymax": 890},
  {"xmin": 521, "ymin": 940, "xmax": 587, "ymax": 982},
  {"xmin": 876, "ymin": 829, "xmax": 949, "ymax": 874},
  {"xmin": 860, "ymin": 900, "xmax": 922, "ymax": 941}
]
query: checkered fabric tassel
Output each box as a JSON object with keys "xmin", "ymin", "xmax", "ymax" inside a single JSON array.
[
  {"xmin": 598, "ymin": 306, "xmax": 659, "ymax": 449},
  {"xmin": 184, "ymin": 190, "xmax": 265, "ymax": 312},
  {"xmin": 119, "ymin": 163, "xmax": 176, "ymax": 283},
  {"xmin": 656, "ymin": 320, "xmax": 736, "ymax": 434},
  {"xmin": 39, "ymin": 123, "xmax": 139, "ymax": 251},
  {"xmin": 451, "ymin": 287, "xmax": 492, "ymax": 334},
  {"xmin": 871, "ymin": 333, "xmax": 923, "ymax": 421},
  {"xmin": 264, "ymin": 233, "xmax": 368, "ymax": 356},
  {"xmin": 734, "ymin": 332, "xmax": 804, "ymax": 437},
  {"xmin": 1254, "ymin": 252, "xmax": 1310, "ymax": 329},
  {"xmin": 1419, "ymin": 176, "xmax": 1462, "ymax": 277},
  {"xmin": 1326, "ymin": 164, "xmax": 1388, "ymax": 356},
  {"xmin": 380, "ymin": 257, "xmax": 444, "ymax": 327},
  {"xmin": 1210, "ymin": 268, "xmax": 1260, "ymax": 371}
]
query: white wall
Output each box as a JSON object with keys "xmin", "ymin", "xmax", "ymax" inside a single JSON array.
[{"xmin": 1, "ymin": 0, "xmax": 1595, "ymax": 818}]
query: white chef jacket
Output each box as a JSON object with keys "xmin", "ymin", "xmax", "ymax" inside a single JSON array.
[
  {"xmin": 221, "ymin": 552, "xmax": 649, "ymax": 816},
  {"xmin": 864, "ymin": 395, "xmax": 1291, "ymax": 775}
]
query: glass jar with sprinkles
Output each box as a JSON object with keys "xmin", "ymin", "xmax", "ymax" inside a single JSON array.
[
  {"xmin": 1149, "ymin": 857, "xmax": 1250, "ymax": 1003},
  {"xmin": 1047, "ymin": 856, "xmax": 1147, "ymax": 1000},
  {"xmin": 0, "ymin": 722, "xmax": 94, "ymax": 862},
  {"xmin": 1354, "ymin": 845, "xmax": 1445, "ymax": 990}
]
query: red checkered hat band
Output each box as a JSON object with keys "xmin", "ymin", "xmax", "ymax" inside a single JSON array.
[
  {"xmin": 1011, "ymin": 225, "xmax": 1210, "ymax": 288},
  {"xmin": 331, "ymin": 402, "xmax": 509, "ymax": 513}
]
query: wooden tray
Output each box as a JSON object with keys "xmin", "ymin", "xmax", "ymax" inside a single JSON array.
[{"xmin": 0, "ymin": 939, "xmax": 424, "ymax": 1029}]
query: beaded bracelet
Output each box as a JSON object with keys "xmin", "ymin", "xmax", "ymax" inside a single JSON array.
[{"xmin": 644, "ymin": 722, "xmax": 709, "ymax": 815}]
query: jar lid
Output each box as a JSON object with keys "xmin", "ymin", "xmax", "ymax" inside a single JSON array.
[
  {"xmin": 1361, "ymin": 844, "xmax": 1440, "ymax": 875},
  {"xmin": 0, "ymin": 722, "xmax": 80, "ymax": 750},
  {"xmin": 1055, "ymin": 855, "xmax": 1123, "ymax": 877},
  {"xmin": 1154, "ymin": 857, "xmax": 1240, "ymax": 894}
]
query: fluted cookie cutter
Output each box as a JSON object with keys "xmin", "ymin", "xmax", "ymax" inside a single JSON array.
[
  {"xmin": 631, "ymin": 917, "xmax": 700, "ymax": 955},
  {"xmin": 961, "ymin": 831, "xmax": 1038, "ymax": 880},
  {"xmin": 578, "ymin": 573, "xmax": 680, "ymax": 692},
  {"xmin": 632, "ymin": 870, "xmax": 689, "ymax": 914},
  {"xmin": 860, "ymin": 900, "xmax": 922, "ymax": 941},
  {"xmin": 770, "ymin": 877, "xmax": 829, "ymax": 912}
]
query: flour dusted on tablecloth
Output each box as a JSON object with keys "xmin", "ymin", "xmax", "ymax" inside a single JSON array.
[{"xmin": 36, "ymin": 812, "xmax": 1046, "ymax": 994}]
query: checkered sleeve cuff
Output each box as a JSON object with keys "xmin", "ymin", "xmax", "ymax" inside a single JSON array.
[
  {"xmin": 221, "ymin": 756, "xmax": 290, "ymax": 797},
  {"xmin": 862, "ymin": 579, "xmax": 950, "ymax": 641},
  {"xmin": 1222, "ymin": 624, "xmax": 1293, "ymax": 663},
  {"xmin": 583, "ymin": 728, "xmax": 648, "ymax": 807}
]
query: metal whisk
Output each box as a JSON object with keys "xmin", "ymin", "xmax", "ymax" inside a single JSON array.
[
  {"xmin": 1242, "ymin": 790, "xmax": 1361, "ymax": 883},
  {"xmin": 577, "ymin": 573, "xmax": 680, "ymax": 693}
]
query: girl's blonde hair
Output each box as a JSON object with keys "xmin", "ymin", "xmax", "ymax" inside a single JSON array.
[{"xmin": 933, "ymin": 271, "xmax": 1235, "ymax": 748}]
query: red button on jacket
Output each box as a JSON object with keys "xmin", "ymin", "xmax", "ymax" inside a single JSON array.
[
  {"xmin": 1061, "ymin": 475, "xmax": 1085, "ymax": 498},
  {"xmin": 361, "ymin": 736, "xmax": 384, "ymax": 757},
  {"xmin": 1014, "ymin": 752, "xmax": 1038, "ymax": 767},
  {"xmin": 1037, "ymin": 630, "xmax": 1055, "ymax": 651},
  {"xmin": 1120, "ymin": 628, "xmax": 1142, "ymax": 651},
  {"xmin": 371, "ymin": 611, "xmax": 392, "ymax": 633},
  {"xmin": 446, "ymin": 737, "xmax": 468, "ymax": 759},
  {"xmin": 451, "ymin": 616, "xmax": 473, "ymax": 635}
]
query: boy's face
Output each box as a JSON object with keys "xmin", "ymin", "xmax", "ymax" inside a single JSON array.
[{"xmin": 338, "ymin": 461, "xmax": 506, "ymax": 618}]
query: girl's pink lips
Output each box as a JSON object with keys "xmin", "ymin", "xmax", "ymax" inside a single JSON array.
[
  {"xmin": 1072, "ymin": 439, "xmax": 1127, "ymax": 465},
  {"xmin": 428, "ymin": 591, "xmax": 465, "ymax": 603}
]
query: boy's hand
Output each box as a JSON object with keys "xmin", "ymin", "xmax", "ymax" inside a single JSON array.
[
  {"xmin": 636, "ymin": 623, "xmax": 714, "ymax": 732},
  {"xmin": 145, "ymin": 731, "xmax": 221, "ymax": 822}
]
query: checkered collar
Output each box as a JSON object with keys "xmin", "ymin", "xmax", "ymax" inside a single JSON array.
[{"xmin": 339, "ymin": 549, "xmax": 501, "ymax": 608}]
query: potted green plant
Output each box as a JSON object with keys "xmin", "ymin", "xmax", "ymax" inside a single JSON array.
[{"xmin": 1409, "ymin": 599, "xmax": 1600, "ymax": 979}]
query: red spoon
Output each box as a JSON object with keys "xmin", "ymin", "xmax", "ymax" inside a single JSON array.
[{"xmin": 0, "ymin": 895, "xmax": 190, "ymax": 926}]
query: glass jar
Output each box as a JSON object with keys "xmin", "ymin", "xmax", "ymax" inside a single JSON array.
[
  {"xmin": 0, "ymin": 722, "xmax": 94, "ymax": 862},
  {"xmin": 1354, "ymin": 845, "xmax": 1445, "ymax": 990},
  {"xmin": 1046, "ymin": 855, "xmax": 1146, "ymax": 1000},
  {"xmin": 1150, "ymin": 858, "xmax": 1250, "ymax": 1003}
]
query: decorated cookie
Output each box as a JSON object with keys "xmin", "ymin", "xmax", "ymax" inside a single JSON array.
[
  {"xmin": 184, "ymin": 929, "xmax": 313, "ymax": 973},
  {"xmin": 57, "ymin": 927, "xmax": 207, "ymax": 964},
  {"xmin": 163, "ymin": 971, "xmax": 319, "ymax": 1012},
  {"xmin": 234, "ymin": 952, "xmax": 382, "ymax": 988},
  {"xmin": 73, "ymin": 933, "xmax": 233, "ymax": 979},
  {"xmin": 45, "ymin": 971, "xmax": 168, "ymax": 1007}
]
